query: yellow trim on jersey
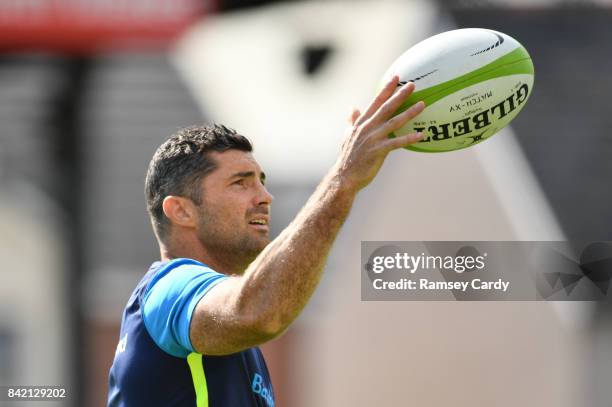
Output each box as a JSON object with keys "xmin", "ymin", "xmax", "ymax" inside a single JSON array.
[{"xmin": 187, "ymin": 352, "xmax": 209, "ymax": 407}]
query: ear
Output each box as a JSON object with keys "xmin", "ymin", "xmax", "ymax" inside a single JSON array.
[{"xmin": 162, "ymin": 196, "xmax": 197, "ymax": 228}]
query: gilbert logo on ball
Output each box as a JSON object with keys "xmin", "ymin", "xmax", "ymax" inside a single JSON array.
[{"xmin": 384, "ymin": 28, "xmax": 534, "ymax": 152}]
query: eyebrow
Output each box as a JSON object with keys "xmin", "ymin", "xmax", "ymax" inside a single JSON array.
[{"xmin": 230, "ymin": 171, "xmax": 266, "ymax": 183}]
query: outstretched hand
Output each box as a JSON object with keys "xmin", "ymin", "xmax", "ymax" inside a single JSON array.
[{"xmin": 333, "ymin": 75, "xmax": 425, "ymax": 192}]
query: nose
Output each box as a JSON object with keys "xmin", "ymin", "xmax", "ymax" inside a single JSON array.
[{"xmin": 257, "ymin": 183, "xmax": 273, "ymax": 206}]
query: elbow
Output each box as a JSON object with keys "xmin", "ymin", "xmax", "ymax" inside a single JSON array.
[
  {"xmin": 256, "ymin": 317, "xmax": 288, "ymax": 340},
  {"xmin": 233, "ymin": 292, "xmax": 290, "ymax": 343},
  {"xmin": 242, "ymin": 312, "xmax": 288, "ymax": 343}
]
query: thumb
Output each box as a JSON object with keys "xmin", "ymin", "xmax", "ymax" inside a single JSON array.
[{"xmin": 348, "ymin": 107, "xmax": 361, "ymax": 125}]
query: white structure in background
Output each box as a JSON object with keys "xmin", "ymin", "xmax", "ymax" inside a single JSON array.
[
  {"xmin": 173, "ymin": 1, "xmax": 588, "ymax": 406},
  {"xmin": 174, "ymin": 0, "xmax": 438, "ymax": 183}
]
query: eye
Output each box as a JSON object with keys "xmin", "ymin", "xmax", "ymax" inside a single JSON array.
[{"xmin": 232, "ymin": 179, "xmax": 246, "ymax": 187}]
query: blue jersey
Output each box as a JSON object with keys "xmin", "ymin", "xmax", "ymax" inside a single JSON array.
[{"xmin": 107, "ymin": 258, "xmax": 275, "ymax": 407}]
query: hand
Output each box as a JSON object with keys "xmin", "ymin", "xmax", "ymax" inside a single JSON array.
[{"xmin": 333, "ymin": 75, "xmax": 425, "ymax": 192}]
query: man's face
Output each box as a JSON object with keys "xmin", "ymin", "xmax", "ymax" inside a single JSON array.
[{"xmin": 194, "ymin": 149, "xmax": 273, "ymax": 266}]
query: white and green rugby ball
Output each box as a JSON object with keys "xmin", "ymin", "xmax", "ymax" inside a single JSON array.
[{"xmin": 384, "ymin": 28, "xmax": 534, "ymax": 153}]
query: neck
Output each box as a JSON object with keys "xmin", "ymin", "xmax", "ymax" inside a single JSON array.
[{"xmin": 159, "ymin": 236, "xmax": 247, "ymax": 276}]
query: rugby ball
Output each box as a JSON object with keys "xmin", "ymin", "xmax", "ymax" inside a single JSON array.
[{"xmin": 383, "ymin": 28, "xmax": 534, "ymax": 152}]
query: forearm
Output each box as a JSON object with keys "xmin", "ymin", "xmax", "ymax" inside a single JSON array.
[
  {"xmin": 191, "ymin": 77, "xmax": 424, "ymax": 354},
  {"xmin": 237, "ymin": 167, "xmax": 357, "ymax": 334}
]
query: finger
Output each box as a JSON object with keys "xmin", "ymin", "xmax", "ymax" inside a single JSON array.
[
  {"xmin": 355, "ymin": 75, "xmax": 400, "ymax": 126},
  {"xmin": 380, "ymin": 131, "xmax": 425, "ymax": 152},
  {"xmin": 348, "ymin": 107, "xmax": 361, "ymax": 125},
  {"xmin": 378, "ymin": 100, "xmax": 426, "ymax": 135},
  {"xmin": 364, "ymin": 81, "xmax": 416, "ymax": 130}
]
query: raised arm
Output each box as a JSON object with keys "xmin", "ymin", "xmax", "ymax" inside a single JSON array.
[{"xmin": 190, "ymin": 76, "xmax": 425, "ymax": 355}]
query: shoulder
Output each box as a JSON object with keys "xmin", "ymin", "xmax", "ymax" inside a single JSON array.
[{"xmin": 141, "ymin": 258, "xmax": 229, "ymax": 358}]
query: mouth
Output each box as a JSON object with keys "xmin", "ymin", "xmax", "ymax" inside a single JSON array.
[{"xmin": 248, "ymin": 217, "xmax": 269, "ymax": 231}]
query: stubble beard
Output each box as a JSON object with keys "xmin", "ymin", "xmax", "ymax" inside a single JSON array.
[{"xmin": 195, "ymin": 210, "xmax": 269, "ymax": 273}]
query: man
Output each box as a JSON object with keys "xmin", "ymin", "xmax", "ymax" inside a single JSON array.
[{"xmin": 107, "ymin": 76, "xmax": 425, "ymax": 406}]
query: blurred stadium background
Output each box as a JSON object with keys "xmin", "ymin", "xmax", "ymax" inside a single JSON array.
[{"xmin": 0, "ymin": 0, "xmax": 611, "ymax": 406}]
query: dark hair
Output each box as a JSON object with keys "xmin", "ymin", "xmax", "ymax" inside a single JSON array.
[{"xmin": 145, "ymin": 124, "xmax": 252, "ymax": 240}]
